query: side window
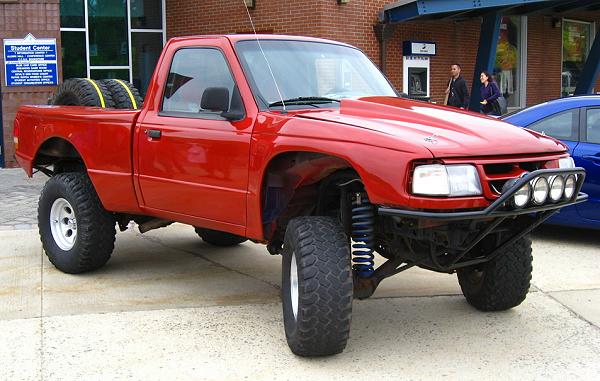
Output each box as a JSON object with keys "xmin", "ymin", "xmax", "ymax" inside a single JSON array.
[
  {"xmin": 586, "ymin": 108, "xmax": 600, "ymax": 144},
  {"xmin": 528, "ymin": 109, "xmax": 579, "ymax": 141},
  {"xmin": 161, "ymin": 48, "xmax": 240, "ymax": 117}
]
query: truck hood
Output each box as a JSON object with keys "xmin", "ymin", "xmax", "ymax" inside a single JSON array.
[{"xmin": 295, "ymin": 97, "xmax": 566, "ymax": 158}]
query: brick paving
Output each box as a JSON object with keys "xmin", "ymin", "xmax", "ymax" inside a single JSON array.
[{"xmin": 0, "ymin": 168, "xmax": 47, "ymax": 230}]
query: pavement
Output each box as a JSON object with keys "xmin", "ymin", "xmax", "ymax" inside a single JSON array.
[{"xmin": 1, "ymin": 168, "xmax": 600, "ymax": 380}]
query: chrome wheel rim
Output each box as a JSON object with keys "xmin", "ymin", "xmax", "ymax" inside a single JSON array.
[
  {"xmin": 290, "ymin": 252, "xmax": 299, "ymax": 320},
  {"xmin": 50, "ymin": 198, "xmax": 77, "ymax": 251}
]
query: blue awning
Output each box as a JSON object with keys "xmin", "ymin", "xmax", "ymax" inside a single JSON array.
[{"xmin": 382, "ymin": 0, "xmax": 600, "ymax": 23}]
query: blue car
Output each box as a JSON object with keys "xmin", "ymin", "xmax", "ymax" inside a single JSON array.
[{"xmin": 503, "ymin": 95, "xmax": 600, "ymax": 229}]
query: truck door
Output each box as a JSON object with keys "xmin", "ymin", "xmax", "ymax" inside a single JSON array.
[
  {"xmin": 575, "ymin": 107, "xmax": 600, "ymax": 221},
  {"xmin": 136, "ymin": 43, "xmax": 252, "ymax": 227}
]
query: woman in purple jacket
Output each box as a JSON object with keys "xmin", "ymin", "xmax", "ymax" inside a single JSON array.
[{"xmin": 479, "ymin": 71, "xmax": 501, "ymax": 116}]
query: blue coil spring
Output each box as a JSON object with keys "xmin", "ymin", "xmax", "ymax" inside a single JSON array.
[{"xmin": 351, "ymin": 194, "xmax": 375, "ymax": 278}]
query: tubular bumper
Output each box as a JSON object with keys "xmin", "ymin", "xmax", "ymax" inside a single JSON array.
[{"xmin": 379, "ymin": 168, "xmax": 587, "ymax": 221}]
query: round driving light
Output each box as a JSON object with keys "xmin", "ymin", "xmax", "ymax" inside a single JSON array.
[
  {"xmin": 531, "ymin": 177, "xmax": 549, "ymax": 205},
  {"xmin": 513, "ymin": 183, "xmax": 531, "ymax": 208},
  {"xmin": 563, "ymin": 175, "xmax": 576, "ymax": 199},
  {"xmin": 549, "ymin": 175, "xmax": 565, "ymax": 201}
]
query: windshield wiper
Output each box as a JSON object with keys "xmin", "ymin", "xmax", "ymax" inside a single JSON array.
[{"xmin": 268, "ymin": 97, "xmax": 340, "ymax": 108}]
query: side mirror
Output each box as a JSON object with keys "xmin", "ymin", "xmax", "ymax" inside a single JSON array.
[{"xmin": 201, "ymin": 87, "xmax": 230, "ymax": 112}]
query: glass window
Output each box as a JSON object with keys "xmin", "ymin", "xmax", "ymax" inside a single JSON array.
[
  {"xmin": 132, "ymin": 32, "xmax": 163, "ymax": 96},
  {"xmin": 88, "ymin": 0, "xmax": 129, "ymax": 66},
  {"xmin": 562, "ymin": 20, "xmax": 592, "ymax": 96},
  {"xmin": 162, "ymin": 49, "xmax": 236, "ymax": 115},
  {"xmin": 528, "ymin": 109, "xmax": 579, "ymax": 141},
  {"xmin": 61, "ymin": 31, "xmax": 87, "ymax": 79},
  {"xmin": 586, "ymin": 108, "xmax": 600, "ymax": 144},
  {"xmin": 131, "ymin": 0, "xmax": 162, "ymax": 29},
  {"xmin": 61, "ymin": 0, "xmax": 85, "ymax": 28},
  {"xmin": 90, "ymin": 68, "xmax": 129, "ymax": 80},
  {"xmin": 235, "ymin": 40, "xmax": 396, "ymax": 108},
  {"xmin": 494, "ymin": 16, "xmax": 521, "ymax": 109}
]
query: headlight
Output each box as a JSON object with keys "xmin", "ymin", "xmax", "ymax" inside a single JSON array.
[
  {"xmin": 412, "ymin": 164, "xmax": 482, "ymax": 197},
  {"xmin": 531, "ymin": 177, "xmax": 549, "ymax": 205},
  {"xmin": 549, "ymin": 175, "xmax": 565, "ymax": 201},
  {"xmin": 563, "ymin": 175, "xmax": 576, "ymax": 199},
  {"xmin": 513, "ymin": 183, "xmax": 531, "ymax": 208},
  {"xmin": 559, "ymin": 157, "xmax": 575, "ymax": 168}
]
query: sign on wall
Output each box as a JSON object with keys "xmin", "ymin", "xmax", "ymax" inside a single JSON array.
[
  {"xmin": 3, "ymin": 33, "xmax": 58, "ymax": 86},
  {"xmin": 402, "ymin": 41, "xmax": 436, "ymax": 56}
]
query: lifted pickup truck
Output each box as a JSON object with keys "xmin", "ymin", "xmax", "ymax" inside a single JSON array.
[{"xmin": 15, "ymin": 35, "xmax": 587, "ymax": 357}]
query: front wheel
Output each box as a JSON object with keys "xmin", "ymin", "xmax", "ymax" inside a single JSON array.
[
  {"xmin": 457, "ymin": 236, "xmax": 533, "ymax": 311},
  {"xmin": 282, "ymin": 216, "xmax": 353, "ymax": 357},
  {"xmin": 38, "ymin": 173, "xmax": 116, "ymax": 274}
]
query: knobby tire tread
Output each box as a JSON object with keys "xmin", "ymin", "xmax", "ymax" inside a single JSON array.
[
  {"xmin": 283, "ymin": 216, "xmax": 353, "ymax": 356},
  {"xmin": 38, "ymin": 173, "xmax": 116, "ymax": 274}
]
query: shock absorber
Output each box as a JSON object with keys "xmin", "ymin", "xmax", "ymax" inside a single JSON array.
[{"xmin": 351, "ymin": 192, "xmax": 376, "ymax": 278}]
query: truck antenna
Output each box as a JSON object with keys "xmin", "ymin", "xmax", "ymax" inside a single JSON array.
[{"xmin": 240, "ymin": 0, "xmax": 286, "ymax": 111}]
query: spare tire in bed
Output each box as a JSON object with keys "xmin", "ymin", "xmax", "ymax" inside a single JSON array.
[
  {"xmin": 49, "ymin": 78, "xmax": 115, "ymax": 108},
  {"xmin": 101, "ymin": 79, "xmax": 143, "ymax": 110}
]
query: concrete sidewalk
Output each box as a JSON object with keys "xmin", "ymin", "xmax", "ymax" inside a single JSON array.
[
  {"xmin": 0, "ymin": 168, "xmax": 46, "ymax": 230},
  {"xmin": 1, "ymin": 224, "xmax": 599, "ymax": 381}
]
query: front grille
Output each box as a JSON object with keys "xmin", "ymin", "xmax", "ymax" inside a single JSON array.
[{"xmin": 478, "ymin": 159, "xmax": 553, "ymax": 199}]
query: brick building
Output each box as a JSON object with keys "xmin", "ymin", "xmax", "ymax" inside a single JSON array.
[{"xmin": 1, "ymin": 0, "xmax": 600, "ymax": 167}]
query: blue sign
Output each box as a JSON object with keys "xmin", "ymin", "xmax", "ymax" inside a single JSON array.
[{"xmin": 3, "ymin": 34, "xmax": 58, "ymax": 86}]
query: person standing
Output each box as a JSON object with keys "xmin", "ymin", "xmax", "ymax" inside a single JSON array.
[
  {"xmin": 445, "ymin": 64, "xmax": 470, "ymax": 109},
  {"xmin": 479, "ymin": 71, "xmax": 501, "ymax": 116}
]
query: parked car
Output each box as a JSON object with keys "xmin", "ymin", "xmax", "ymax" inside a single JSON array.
[{"xmin": 503, "ymin": 95, "xmax": 600, "ymax": 229}]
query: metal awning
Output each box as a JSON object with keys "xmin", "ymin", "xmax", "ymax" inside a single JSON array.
[{"xmin": 382, "ymin": 0, "xmax": 600, "ymax": 23}]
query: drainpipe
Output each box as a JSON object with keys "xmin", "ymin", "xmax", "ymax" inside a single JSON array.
[{"xmin": 374, "ymin": 22, "xmax": 396, "ymax": 75}]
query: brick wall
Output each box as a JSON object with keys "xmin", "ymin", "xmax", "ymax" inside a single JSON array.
[
  {"xmin": 1, "ymin": 1, "xmax": 60, "ymax": 168},
  {"xmin": 166, "ymin": 1, "xmax": 600, "ymax": 108}
]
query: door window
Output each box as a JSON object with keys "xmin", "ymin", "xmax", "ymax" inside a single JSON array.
[
  {"xmin": 528, "ymin": 109, "xmax": 579, "ymax": 141},
  {"xmin": 586, "ymin": 108, "xmax": 600, "ymax": 144},
  {"xmin": 562, "ymin": 20, "xmax": 592, "ymax": 96},
  {"xmin": 494, "ymin": 16, "xmax": 522, "ymax": 109},
  {"xmin": 161, "ymin": 48, "xmax": 239, "ymax": 117}
]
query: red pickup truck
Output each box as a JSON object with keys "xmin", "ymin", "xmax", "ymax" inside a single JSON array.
[{"xmin": 14, "ymin": 35, "xmax": 586, "ymax": 357}]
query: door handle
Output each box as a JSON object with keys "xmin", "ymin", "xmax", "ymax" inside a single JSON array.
[
  {"xmin": 145, "ymin": 129, "xmax": 162, "ymax": 139},
  {"xmin": 582, "ymin": 155, "xmax": 600, "ymax": 164}
]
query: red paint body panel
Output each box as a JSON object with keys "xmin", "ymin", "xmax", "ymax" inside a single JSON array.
[
  {"xmin": 14, "ymin": 105, "xmax": 143, "ymax": 213},
  {"xmin": 14, "ymin": 34, "xmax": 569, "ymax": 242}
]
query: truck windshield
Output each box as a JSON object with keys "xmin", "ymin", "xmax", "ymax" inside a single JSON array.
[{"xmin": 235, "ymin": 40, "xmax": 397, "ymax": 109}]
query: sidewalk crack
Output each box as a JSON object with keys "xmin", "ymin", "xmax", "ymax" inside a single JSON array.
[{"xmin": 136, "ymin": 232, "xmax": 281, "ymax": 291}]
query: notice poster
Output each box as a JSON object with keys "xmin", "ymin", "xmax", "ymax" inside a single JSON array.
[{"xmin": 3, "ymin": 33, "xmax": 58, "ymax": 86}]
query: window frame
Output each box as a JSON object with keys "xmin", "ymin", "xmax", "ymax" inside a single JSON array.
[
  {"xmin": 527, "ymin": 108, "xmax": 581, "ymax": 142},
  {"xmin": 59, "ymin": 0, "xmax": 166, "ymax": 83},
  {"xmin": 158, "ymin": 46, "xmax": 244, "ymax": 121},
  {"xmin": 583, "ymin": 107, "xmax": 600, "ymax": 144},
  {"xmin": 561, "ymin": 19, "xmax": 595, "ymax": 96}
]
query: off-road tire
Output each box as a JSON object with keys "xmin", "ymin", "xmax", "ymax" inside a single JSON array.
[
  {"xmin": 457, "ymin": 236, "xmax": 532, "ymax": 311},
  {"xmin": 49, "ymin": 78, "xmax": 115, "ymax": 108},
  {"xmin": 38, "ymin": 172, "xmax": 116, "ymax": 274},
  {"xmin": 101, "ymin": 79, "xmax": 143, "ymax": 109},
  {"xmin": 282, "ymin": 216, "xmax": 353, "ymax": 357},
  {"xmin": 194, "ymin": 227, "xmax": 247, "ymax": 247}
]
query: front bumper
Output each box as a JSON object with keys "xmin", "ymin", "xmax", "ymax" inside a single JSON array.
[{"xmin": 379, "ymin": 168, "xmax": 587, "ymax": 221}]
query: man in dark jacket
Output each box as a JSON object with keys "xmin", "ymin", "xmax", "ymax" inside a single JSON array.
[{"xmin": 445, "ymin": 64, "xmax": 470, "ymax": 109}]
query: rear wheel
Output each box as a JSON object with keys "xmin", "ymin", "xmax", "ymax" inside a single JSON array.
[
  {"xmin": 282, "ymin": 216, "xmax": 353, "ymax": 356},
  {"xmin": 194, "ymin": 227, "xmax": 247, "ymax": 247},
  {"xmin": 38, "ymin": 173, "xmax": 116, "ymax": 274},
  {"xmin": 457, "ymin": 236, "xmax": 532, "ymax": 311}
]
